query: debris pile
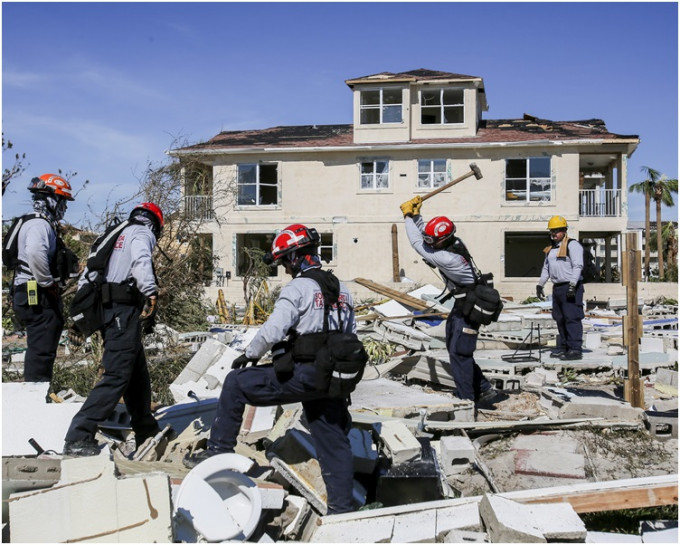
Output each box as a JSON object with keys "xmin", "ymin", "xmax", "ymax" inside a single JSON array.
[{"xmin": 2, "ymin": 283, "xmax": 678, "ymax": 542}]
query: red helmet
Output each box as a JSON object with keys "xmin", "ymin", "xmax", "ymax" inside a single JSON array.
[
  {"xmin": 265, "ymin": 224, "xmax": 319, "ymax": 266},
  {"xmin": 424, "ymin": 216, "xmax": 456, "ymax": 245},
  {"xmin": 28, "ymin": 173, "xmax": 74, "ymax": 201},
  {"xmin": 130, "ymin": 202, "xmax": 164, "ymax": 237}
]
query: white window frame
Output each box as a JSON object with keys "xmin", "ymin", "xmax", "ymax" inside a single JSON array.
[
  {"xmin": 360, "ymin": 159, "xmax": 390, "ymax": 190},
  {"xmin": 420, "ymin": 88, "xmax": 465, "ymax": 125},
  {"xmin": 417, "ymin": 159, "xmax": 447, "ymax": 189},
  {"xmin": 504, "ymin": 157, "xmax": 552, "ymax": 202},
  {"xmin": 360, "ymin": 88, "xmax": 403, "ymax": 125},
  {"xmin": 318, "ymin": 232, "xmax": 334, "ymax": 264},
  {"xmin": 237, "ymin": 163, "xmax": 278, "ymax": 206}
]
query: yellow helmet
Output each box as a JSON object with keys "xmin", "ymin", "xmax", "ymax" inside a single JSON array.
[{"xmin": 547, "ymin": 216, "xmax": 568, "ymax": 230}]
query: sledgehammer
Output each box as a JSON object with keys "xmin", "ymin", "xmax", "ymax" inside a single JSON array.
[{"xmin": 421, "ymin": 162, "xmax": 483, "ymax": 202}]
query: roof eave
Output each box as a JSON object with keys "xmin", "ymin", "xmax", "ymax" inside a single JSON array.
[{"xmin": 167, "ymin": 137, "xmax": 640, "ymax": 157}]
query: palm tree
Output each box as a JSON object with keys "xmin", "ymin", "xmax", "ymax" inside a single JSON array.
[
  {"xmin": 653, "ymin": 176, "xmax": 678, "ymax": 278},
  {"xmin": 629, "ymin": 166, "xmax": 661, "ymax": 278}
]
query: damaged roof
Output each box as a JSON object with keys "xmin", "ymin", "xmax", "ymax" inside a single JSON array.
[
  {"xmin": 344, "ymin": 68, "xmax": 483, "ymax": 86},
  {"xmin": 173, "ymin": 115, "xmax": 639, "ymax": 154}
]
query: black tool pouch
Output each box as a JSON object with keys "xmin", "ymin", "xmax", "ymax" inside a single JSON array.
[
  {"xmin": 272, "ymin": 340, "xmax": 295, "ymax": 380},
  {"xmin": 69, "ymin": 279, "xmax": 105, "ymax": 337}
]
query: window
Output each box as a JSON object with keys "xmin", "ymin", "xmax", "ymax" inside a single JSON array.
[
  {"xmin": 235, "ymin": 232, "xmax": 335, "ymax": 277},
  {"xmin": 360, "ymin": 160, "xmax": 389, "ymax": 189},
  {"xmin": 360, "ymin": 88, "xmax": 403, "ymax": 124},
  {"xmin": 504, "ymin": 232, "xmax": 547, "ymax": 277},
  {"xmin": 238, "ymin": 163, "xmax": 278, "ymax": 206},
  {"xmin": 188, "ymin": 234, "xmax": 214, "ymax": 286},
  {"xmin": 505, "ymin": 157, "xmax": 552, "ymax": 202},
  {"xmin": 418, "ymin": 159, "xmax": 447, "ymax": 189},
  {"xmin": 421, "ymin": 88, "xmax": 464, "ymax": 124},
  {"xmin": 236, "ymin": 233, "xmax": 277, "ymax": 277},
  {"xmin": 318, "ymin": 232, "xmax": 334, "ymax": 263}
]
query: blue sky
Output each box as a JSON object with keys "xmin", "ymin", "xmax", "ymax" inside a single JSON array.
[{"xmin": 2, "ymin": 1, "xmax": 678, "ymax": 227}]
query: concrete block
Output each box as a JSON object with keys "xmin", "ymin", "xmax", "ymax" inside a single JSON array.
[
  {"xmin": 392, "ymin": 509, "xmax": 437, "ymax": 542},
  {"xmin": 439, "ymin": 435, "xmax": 475, "ymax": 476},
  {"xmin": 10, "ymin": 470, "xmax": 172, "ymax": 542},
  {"xmin": 441, "ymin": 529, "xmax": 489, "ymax": 543},
  {"xmin": 524, "ymin": 372, "xmax": 546, "ymax": 388},
  {"xmin": 586, "ymin": 531, "xmax": 642, "ymax": 542},
  {"xmin": 529, "ymin": 502, "xmax": 587, "ymax": 541},
  {"xmin": 640, "ymin": 337, "xmax": 666, "ymax": 353},
  {"xmin": 2, "ymin": 382, "xmax": 84, "ymax": 457},
  {"xmin": 585, "ymin": 332, "xmax": 602, "ymax": 350},
  {"xmin": 514, "ymin": 449, "xmax": 586, "ymax": 479},
  {"xmin": 257, "ymin": 481, "xmax": 286, "ymax": 510},
  {"xmin": 373, "ymin": 420, "xmax": 422, "ymax": 465},
  {"xmin": 656, "ymin": 368, "xmax": 678, "ymax": 388},
  {"xmin": 479, "ymin": 494, "xmax": 546, "ymax": 543},
  {"xmin": 540, "ymin": 387, "xmax": 646, "ymax": 422},
  {"xmin": 282, "ymin": 495, "xmax": 311, "ymax": 539},
  {"xmin": 348, "ymin": 428, "xmax": 379, "ymax": 474},
  {"xmin": 309, "ymin": 515, "xmax": 395, "ymax": 542},
  {"xmin": 435, "ymin": 502, "xmax": 483, "ymax": 537},
  {"xmin": 645, "ymin": 411, "xmax": 678, "ymax": 441}
]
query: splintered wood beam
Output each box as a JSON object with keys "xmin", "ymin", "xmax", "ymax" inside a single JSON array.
[
  {"xmin": 505, "ymin": 474, "xmax": 678, "ymax": 513},
  {"xmin": 353, "ymin": 278, "xmax": 431, "ymax": 311}
]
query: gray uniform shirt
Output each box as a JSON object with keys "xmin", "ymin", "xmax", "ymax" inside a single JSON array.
[
  {"xmin": 538, "ymin": 239, "xmax": 584, "ymax": 286},
  {"xmin": 15, "ymin": 216, "xmax": 57, "ymax": 288},
  {"xmin": 78, "ymin": 223, "xmax": 158, "ymax": 297},
  {"xmin": 245, "ymin": 274, "xmax": 356, "ymax": 360},
  {"xmin": 405, "ymin": 215, "xmax": 476, "ymax": 289}
]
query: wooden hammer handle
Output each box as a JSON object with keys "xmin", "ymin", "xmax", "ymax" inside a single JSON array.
[{"xmin": 421, "ymin": 163, "xmax": 482, "ymax": 201}]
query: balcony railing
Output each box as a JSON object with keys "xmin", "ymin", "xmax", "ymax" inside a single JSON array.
[
  {"xmin": 579, "ymin": 189, "xmax": 621, "ymax": 217},
  {"xmin": 184, "ymin": 195, "xmax": 214, "ymax": 221}
]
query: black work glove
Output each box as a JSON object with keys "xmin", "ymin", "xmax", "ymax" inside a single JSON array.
[
  {"xmin": 140, "ymin": 295, "xmax": 158, "ymax": 334},
  {"xmin": 566, "ymin": 284, "xmax": 576, "ymax": 302},
  {"xmin": 232, "ymin": 354, "xmax": 258, "ymax": 370},
  {"xmin": 535, "ymin": 285, "xmax": 545, "ymax": 300}
]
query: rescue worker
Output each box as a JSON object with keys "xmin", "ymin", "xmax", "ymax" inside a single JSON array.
[
  {"xmin": 183, "ymin": 224, "xmax": 359, "ymax": 515},
  {"xmin": 12, "ymin": 174, "xmax": 76, "ymax": 382},
  {"xmin": 63, "ymin": 202, "xmax": 165, "ymax": 456},
  {"xmin": 535, "ymin": 216, "xmax": 584, "ymax": 360},
  {"xmin": 400, "ymin": 196, "xmax": 500, "ymax": 407}
]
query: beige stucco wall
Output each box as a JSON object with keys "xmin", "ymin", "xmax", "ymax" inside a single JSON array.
[{"xmin": 201, "ymin": 145, "xmax": 638, "ymax": 308}]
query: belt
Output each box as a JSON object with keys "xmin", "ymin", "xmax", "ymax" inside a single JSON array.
[{"xmin": 553, "ymin": 282, "xmax": 570, "ymax": 287}]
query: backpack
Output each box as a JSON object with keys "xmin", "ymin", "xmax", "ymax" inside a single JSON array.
[
  {"xmin": 288, "ymin": 269, "xmax": 369, "ymax": 398},
  {"xmin": 568, "ymin": 240, "xmax": 599, "ymax": 283},
  {"xmin": 437, "ymin": 238, "xmax": 504, "ymax": 326},
  {"xmin": 69, "ymin": 218, "xmax": 133, "ymax": 336},
  {"xmin": 2, "ymin": 213, "xmax": 79, "ymax": 282},
  {"xmin": 3, "ymin": 213, "xmax": 43, "ymax": 269}
]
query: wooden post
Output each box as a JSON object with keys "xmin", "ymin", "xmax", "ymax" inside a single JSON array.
[
  {"xmin": 391, "ymin": 224, "xmax": 400, "ymax": 282},
  {"xmin": 623, "ymin": 232, "xmax": 643, "ymax": 408}
]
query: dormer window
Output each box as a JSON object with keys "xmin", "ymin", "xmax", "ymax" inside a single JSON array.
[
  {"xmin": 360, "ymin": 88, "xmax": 403, "ymax": 124},
  {"xmin": 421, "ymin": 88, "xmax": 464, "ymax": 124}
]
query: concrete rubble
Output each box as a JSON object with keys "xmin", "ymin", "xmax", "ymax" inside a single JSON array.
[{"xmin": 2, "ymin": 284, "xmax": 678, "ymax": 542}]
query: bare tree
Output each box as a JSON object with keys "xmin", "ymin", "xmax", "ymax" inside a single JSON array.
[{"xmin": 2, "ymin": 134, "xmax": 27, "ymax": 195}]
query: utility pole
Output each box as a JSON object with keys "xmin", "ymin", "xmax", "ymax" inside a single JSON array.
[
  {"xmin": 391, "ymin": 224, "xmax": 400, "ymax": 282},
  {"xmin": 622, "ymin": 232, "xmax": 643, "ymax": 408}
]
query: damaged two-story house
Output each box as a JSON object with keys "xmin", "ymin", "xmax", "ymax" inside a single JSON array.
[{"xmin": 169, "ymin": 69, "xmax": 640, "ymax": 305}]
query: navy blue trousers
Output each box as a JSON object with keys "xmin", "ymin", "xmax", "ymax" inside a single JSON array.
[
  {"xmin": 445, "ymin": 309, "xmax": 492, "ymax": 401},
  {"xmin": 552, "ymin": 283, "xmax": 584, "ymax": 352},
  {"xmin": 65, "ymin": 303, "xmax": 159, "ymax": 444},
  {"xmin": 13, "ymin": 286, "xmax": 64, "ymax": 382},
  {"xmin": 209, "ymin": 362, "xmax": 355, "ymax": 514}
]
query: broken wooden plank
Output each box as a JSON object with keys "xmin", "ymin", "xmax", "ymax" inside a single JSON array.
[
  {"xmin": 353, "ymin": 278, "xmax": 432, "ymax": 311},
  {"xmin": 504, "ymin": 474, "xmax": 678, "ymax": 513}
]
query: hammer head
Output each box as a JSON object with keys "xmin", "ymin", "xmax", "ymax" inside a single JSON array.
[{"xmin": 470, "ymin": 162, "xmax": 483, "ymax": 180}]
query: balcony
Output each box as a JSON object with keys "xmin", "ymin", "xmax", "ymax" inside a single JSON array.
[
  {"xmin": 184, "ymin": 195, "xmax": 214, "ymax": 221},
  {"xmin": 579, "ymin": 188, "xmax": 621, "ymax": 217}
]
